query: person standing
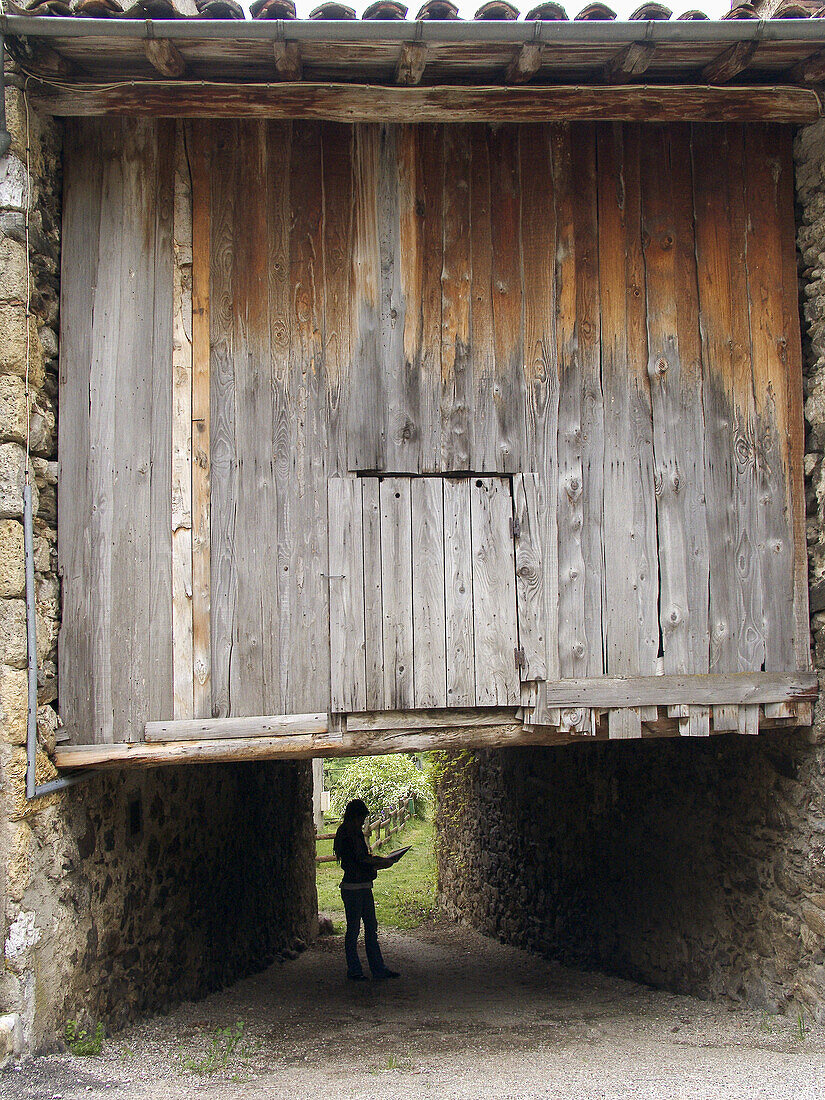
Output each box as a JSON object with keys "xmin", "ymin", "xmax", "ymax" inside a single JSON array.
[{"xmin": 333, "ymin": 798, "xmax": 402, "ymax": 981}]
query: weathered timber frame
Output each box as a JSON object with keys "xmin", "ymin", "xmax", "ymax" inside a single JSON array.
[{"xmin": 13, "ymin": 16, "xmax": 818, "ymax": 769}]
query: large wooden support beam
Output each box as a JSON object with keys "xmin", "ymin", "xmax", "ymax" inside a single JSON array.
[
  {"xmin": 273, "ymin": 41, "xmax": 302, "ymax": 81},
  {"xmin": 505, "ymin": 42, "xmax": 542, "ymax": 85},
  {"xmin": 396, "ymin": 43, "xmax": 428, "ymax": 86},
  {"xmin": 29, "ymin": 82, "xmax": 820, "ymax": 124},
  {"xmin": 791, "ymin": 48, "xmax": 825, "ymax": 86},
  {"xmin": 702, "ymin": 40, "xmax": 759, "ymax": 85},
  {"xmin": 535, "ymin": 671, "xmax": 818, "ymax": 709},
  {"xmin": 603, "ymin": 42, "xmax": 656, "ymax": 84},
  {"xmin": 143, "ymin": 39, "xmax": 186, "ymax": 79}
]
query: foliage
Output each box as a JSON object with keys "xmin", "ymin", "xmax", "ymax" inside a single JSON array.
[
  {"xmin": 329, "ymin": 754, "xmax": 431, "ymax": 819},
  {"xmin": 178, "ymin": 1021, "xmax": 246, "ymax": 1075},
  {"xmin": 65, "ymin": 1020, "xmax": 104, "ymax": 1056}
]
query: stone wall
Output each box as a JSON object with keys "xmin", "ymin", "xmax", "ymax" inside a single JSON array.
[
  {"xmin": 0, "ymin": 80, "xmax": 317, "ymax": 1058},
  {"xmin": 435, "ymin": 118, "xmax": 825, "ymax": 1021}
]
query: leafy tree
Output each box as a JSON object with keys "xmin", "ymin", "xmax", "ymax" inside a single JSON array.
[{"xmin": 329, "ymin": 754, "xmax": 431, "ymax": 819}]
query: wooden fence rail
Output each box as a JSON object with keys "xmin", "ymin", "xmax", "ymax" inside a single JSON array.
[{"xmin": 315, "ymin": 799, "xmax": 415, "ymax": 864}]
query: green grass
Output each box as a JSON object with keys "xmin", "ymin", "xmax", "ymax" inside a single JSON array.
[{"xmin": 316, "ymin": 816, "xmax": 436, "ymax": 930}]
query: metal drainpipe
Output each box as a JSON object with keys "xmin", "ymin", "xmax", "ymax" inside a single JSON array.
[
  {"xmin": 0, "ymin": 34, "xmax": 12, "ymax": 160},
  {"xmin": 24, "ymin": 483, "xmax": 87, "ymax": 799}
]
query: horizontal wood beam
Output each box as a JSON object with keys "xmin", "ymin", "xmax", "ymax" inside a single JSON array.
[
  {"xmin": 145, "ymin": 706, "xmax": 517, "ymax": 742},
  {"xmin": 28, "ymin": 82, "xmax": 821, "ymax": 124},
  {"xmin": 535, "ymin": 671, "xmax": 818, "ymax": 710},
  {"xmin": 55, "ymin": 721, "xmax": 550, "ymax": 771},
  {"xmin": 791, "ymin": 47, "xmax": 825, "ymax": 86}
]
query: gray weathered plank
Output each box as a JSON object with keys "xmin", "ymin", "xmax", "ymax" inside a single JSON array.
[
  {"xmin": 444, "ymin": 476, "xmax": 475, "ymax": 707},
  {"xmin": 513, "ymin": 474, "xmax": 547, "ymax": 683},
  {"xmin": 328, "ymin": 478, "xmax": 367, "ymax": 713},
  {"xmin": 411, "ymin": 477, "xmax": 447, "ymax": 708},
  {"xmin": 471, "ymin": 477, "xmax": 520, "ymax": 706},
  {"xmin": 362, "ymin": 477, "xmax": 386, "ymax": 711},
  {"xmin": 536, "ymin": 671, "xmax": 817, "ymax": 709},
  {"xmin": 441, "ymin": 125, "xmax": 472, "ymax": 471},
  {"xmin": 380, "ymin": 477, "xmax": 415, "ymax": 709}
]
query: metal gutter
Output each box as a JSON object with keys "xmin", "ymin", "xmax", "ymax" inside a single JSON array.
[{"xmin": 2, "ymin": 15, "xmax": 825, "ymax": 47}]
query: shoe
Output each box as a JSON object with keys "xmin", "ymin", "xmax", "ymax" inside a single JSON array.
[
  {"xmin": 347, "ymin": 973, "xmax": 368, "ymax": 981},
  {"xmin": 373, "ymin": 969, "xmax": 401, "ymax": 980}
]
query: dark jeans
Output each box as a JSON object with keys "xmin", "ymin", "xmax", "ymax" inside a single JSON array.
[{"xmin": 340, "ymin": 887, "xmax": 387, "ymax": 977}]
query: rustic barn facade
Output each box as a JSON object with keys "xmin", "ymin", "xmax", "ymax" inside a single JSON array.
[{"xmin": 2, "ymin": 0, "xmax": 825, "ymax": 1055}]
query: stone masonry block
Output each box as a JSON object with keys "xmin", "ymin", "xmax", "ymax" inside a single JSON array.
[
  {"xmin": 0, "ymin": 154, "xmax": 34, "ymax": 214},
  {"xmin": 0, "ymin": 238, "xmax": 28, "ymax": 303},
  {"xmin": 0, "ymin": 664, "xmax": 29, "ymax": 744},
  {"xmin": 0, "ymin": 304, "xmax": 45, "ymax": 387},
  {"xmin": 0, "ymin": 444, "xmax": 38, "ymax": 520},
  {"xmin": 0, "ymin": 521, "xmax": 25, "ymax": 598},
  {"xmin": 0, "ymin": 375, "xmax": 28, "ymax": 445},
  {"xmin": 0, "ymin": 599, "xmax": 28, "ymax": 670},
  {"xmin": 2, "ymin": 745, "xmax": 59, "ymax": 819}
]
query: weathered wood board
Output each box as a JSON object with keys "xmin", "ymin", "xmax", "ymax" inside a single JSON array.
[{"xmin": 58, "ymin": 119, "xmax": 813, "ymax": 745}]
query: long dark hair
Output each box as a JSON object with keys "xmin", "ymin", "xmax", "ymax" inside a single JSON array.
[{"xmin": 333, "ymin": 798, "xmax": 369, "ymax": 861}]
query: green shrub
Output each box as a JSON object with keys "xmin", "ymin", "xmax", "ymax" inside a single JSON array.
[
  {"xmin": 65, "ymin": 1020, "xmax": 104, "ymax": 1056},
  {"xmin": 330, "ymin": 754, "xmax": 431, "ymax": 819}
]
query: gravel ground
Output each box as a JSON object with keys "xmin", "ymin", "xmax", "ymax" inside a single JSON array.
[{"xmin": 3, "ymin": 920, "xmax": 825, "ymax": 1100}]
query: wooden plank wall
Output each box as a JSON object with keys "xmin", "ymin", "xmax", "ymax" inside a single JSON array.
[
  {"xmin": 57, "ymin": 118, "xmax": 810, "ymax": 742},
  {"xmin": 58, "ymin": 118, "xmax": 174, "ymax": 743}
]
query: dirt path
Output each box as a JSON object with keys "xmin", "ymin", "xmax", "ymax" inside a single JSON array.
[{"xmin": 4, "ymin": 920, "xmax": 825, "ymax": 1100}]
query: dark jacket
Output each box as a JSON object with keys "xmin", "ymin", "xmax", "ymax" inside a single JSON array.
[{"xmin": 334, "ymin": 822, "xmax": 377, "ymax": 886}]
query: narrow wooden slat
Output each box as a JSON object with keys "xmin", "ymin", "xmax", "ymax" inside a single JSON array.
[
  {"xmin": 488, "ymin": 123, "xmax": 524, "ymax": 475},
  {"xmin": 146, "ymin": 712, "xmax": 329, "ymax": 742},
  {"xmin": 469, "ymin": 123, "xmax": 496, "ymax": 474},
  {"xmin": 171, "ymin": 121, "xmax": 194, "ymax": 722},
  {"xmin": 680, "ymin": 704, "xmax": 710, "ymax": 737},
  {"xmin": 189, "ymin": 119, "xmax": 212, "ymax": 720},
  {"xmin": 35, "ymin": 83, "xmax": 822, "ymax": 125},
  {"xmin": 411, "ymin": 478, "xmax": 447, "ymax": 708},
  {"xmin": 738, "ymin": 703, "xmax": 760, "ymax": 736},
  {"xmin": 348, "ymin": 124, "xmax": 383, "ymax": 472},
  {"xmin": 322, "ymin": 121, "xmax": 354, "ymax": 479},
  {"xmin": 328, "ymin": 478, "xmax": 367, "ymax": 713},
  {"xmin": 268, "ymin": 120, "xmax": 293, "ymax": 715},
  {"xmin": 418, "ymin": 124, "xmax": 444, "ymax": 474},
  {"xmin": 520, "ymin": 123, "xmax": 560, "ymax": 726},
  {"xmin": 597, "ymin": 123, "xmax": 652, "ymax": 740},
  {"xmin": 379, "ymin": 124, "xmax": 418, "ymax": 474},
  {"xmin": 471, "ymin": 477, "xmax": 520, "ymax": 706},
  {"xmin": 535, "ymin": 671, "xmax": 817, "ymax": 708},
  {"xmin": 208, "ymin": 119, "xmax": 238, "ymax": 720},
  {"xmin": 287, "ymin": 120, "xmax": 329, "ymax": 711},
  {"xmin": 444, "ymin": 476, "xmax": 475, "ymax": 706},
  {"xmin": 362, "ymin": 477, "xmax": 385, "ymax": 711},
  {"xmin": 348, "ymin": 707, "xmax": 517, "ymax": 731},
  {"xmin": 58, "ymin": 120, "xmax": 103, "ymax": 743},
  {"xmin": 513, "ymin": 474, "xmax": 547, "ymax": 683},
  {"xmin": 148, "ymin": 120, "xmax": 175, "ymax": 733},
  {"xmin": 441, "ymin": 124, "xmax": 472, "ymax": 471},
  {"xmin": 380, "ymin": 477, "xmax": 414, "ymax": 709},
  {"xmin": 398, "ymin": 123, "xmax": 425, "ymax": 474}
]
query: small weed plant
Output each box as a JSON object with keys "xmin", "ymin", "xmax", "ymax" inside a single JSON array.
[
  {"xmin": 178, "ymin": 1020, "xmax": 247, "ymax": 1075},
  {"xmin": 65, "ymin": 1020, "xmax": 104, "ymax": 1056}
]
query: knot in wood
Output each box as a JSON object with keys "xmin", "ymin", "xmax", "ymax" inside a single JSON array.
[
  {"xmin": 572, "ymin": 642, "xmax": 585, "ymax": 659},
  {"xmin": 661, "ymin": 234, "xmax": 673, "ymax": 250},
  {"xmin": 655, "ymin": 357, "xmax": 668, "ymax": 376},
  {"xmin": 667, "ymin": 605, "xmax": 682, "ymax": 626}
]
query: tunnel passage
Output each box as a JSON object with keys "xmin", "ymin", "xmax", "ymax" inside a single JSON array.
[{"xmin": 434, "ymin": 733, "xmax": 825, "ymax": 1018}]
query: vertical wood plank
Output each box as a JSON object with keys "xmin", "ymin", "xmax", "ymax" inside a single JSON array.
[
  {"xmin": 268, "ymin": 120, "xmax": 293, "ymax": 715},
  {"xmin": 488, "ymin": 124, "xmax": 524, "ymax": 474},
  {"xmin": 642, "ymin": 124, "xmax": 709, "ymax": 677},
  {"xmin": 597, "ymin": 123, "xmax": 656, "ymax": 740},
  {"xmin": 322, "ymin": 122, "xmax": 354, "ymax": 480},
  {"xmin": 362, "ymin": 477, "xmax": 385, "ymax": 710},
  {"xmin": 418, "ymin": 124, "xmax": 444, "ymax": 474},
  {"xmin": 471, "ymin": 477, "xmax": 520, "ymax": 706},
  {"xmin": 513, "ymin": 473, "xmax": 548, "ymax": 682},
  {"xmin": 148, "ymin": 121, "xmax": 175, "ymax": 731},
  {"xmin": 58, "ymin": 120, "xmax": 103, "ymax": 743},
  {"xmin": 441, "ymin": 125, "xmax": 472, "ymax": 472},
  {"xmin": 411, "ymin": 477, "xmax": 447, "ymax": 708},
  {"xmin": 743, "ymin": 123, "xmax": 796, "ymax": 678},
  {"xmin": 777, "ymin": 124, "xmax": 812, "ymax": 677},
  {"xmin": 228, "ymin": 120, "xmax": 278, "ymax": 716},
  {"xmin": 379, "ymin": 124, "xmax": 418, "ymax": 474},
  {"xmin": 189, "ymin": 119, "xmax": 212, "ymax": 720},
  {"xmin": 520, "ymin": 123, "xmax": 560, "ymax": 724},
  {"xmin": 469, "ymin": 123, "xmax": 496, "ymax": 475},
  {"xmin": 328, "ymin": 478, "xmax": 367, "ymax": 713},
  {"xmin": 380, "ymin": 477, "xmax": 414, "ymax": 709},
  {"xmin": 287, "ymin": 121, "xmax": 329, "ymax": 712},
  {"xmin": 171, "ymin": 121, "xmax": 194, "ymax": 721},
  {"xmin": 444, "ymin": 476, "xmax": 475, "ymax": 706},
  {"xmin": 208, "ymin": 119, "xmax": 238, "ymax": 719},
  {"xmin": 348, "ymin": 124, "xmax": 383, "ymax": 472}
]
